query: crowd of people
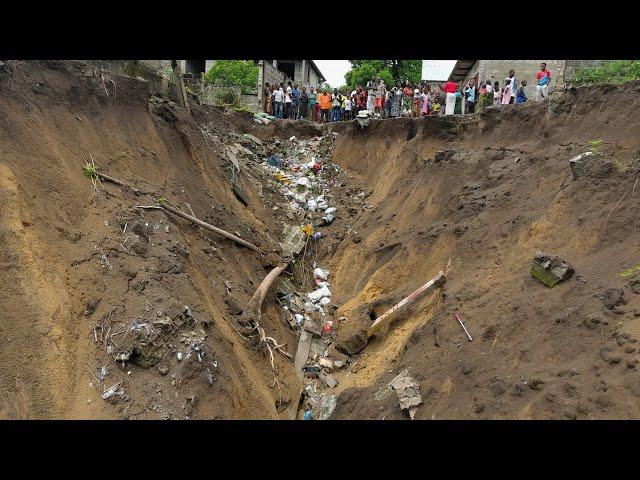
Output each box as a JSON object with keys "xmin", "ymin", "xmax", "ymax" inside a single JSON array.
[{"xmin": 262, "ymin": 63, "xmax": 553, "ymax": 122}]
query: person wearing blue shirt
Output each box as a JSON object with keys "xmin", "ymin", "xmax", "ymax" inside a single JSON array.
[
  {"xmin": 291, "ymin": 83, "xmax": 301, "ymax": 120},
  {"xmin": 464, "ymin": 78, "xmax": 477, "ymax": 114},
  {"xmin": 516, "ymin": 80, "xmax": 528, "ymax": 104}
]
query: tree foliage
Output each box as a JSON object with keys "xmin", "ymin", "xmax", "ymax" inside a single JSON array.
[
  {"xmin": 204, "ymin": 60, "xmax": 259, "ymax": 94},
  {"xmin": 345, "ymin": 60, "xmax": 422, "ymax": 89},
  {"xmin": 572, "ymin": 60, "xmax": 640, "ymax": 86}
]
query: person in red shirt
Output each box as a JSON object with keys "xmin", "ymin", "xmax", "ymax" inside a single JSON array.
[
  {"xmin": 358, "ymin": 87, "xmax": 367, "ymax": 112},
  {"xmin": 444, "ymin": 80, "xmax": 458, "ymax": 115},
  {"xmin": 535, "ymin": 62, "xmax": 552, "ymax": 101}
]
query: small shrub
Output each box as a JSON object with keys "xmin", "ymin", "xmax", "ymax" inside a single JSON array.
[{"xmin": 588, "ymin": 139, "xmax": 603, "ymax": 154}]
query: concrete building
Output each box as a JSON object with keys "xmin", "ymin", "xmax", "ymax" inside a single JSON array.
[
  {"xmin": 258, "ymin": 60, "xmax": 326, "ymax": 112},
  {"xmin": 447, "ymin": 60, "xmax": 608, "ymax": 99}
]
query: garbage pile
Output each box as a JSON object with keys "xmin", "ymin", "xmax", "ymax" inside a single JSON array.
[
  {"xmin": 253, "ymin": 112, "xmax": 277, "ymax": 125},
  {"xmin": 251, "ymin": 132, "xmax": 352, "ymax": 419}
]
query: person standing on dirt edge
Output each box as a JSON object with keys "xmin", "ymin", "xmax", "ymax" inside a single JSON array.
[
  {"xmin": 273, "ymin": 84, "xmax": 283, "ymax": 119},
  {"xmin": 535, "ymin": 63, "xmax": 551, "ymax": 101},
  {"xmin": 505, "ymin": 69, "xmax": 518, "ymax": 104},
  {"xmin": 285, "ymin": 81, "xmax": 293, "ymax": 118},
  {"xmin": 292, "ymin": 83, "xmax": 301, "ymax": 120},
  {"xmin": 464, "ymin": 78, "xmax": 477, "ymax": 114},
  {"xmin": 444, "ymin": 79, "xmax": 457, "ymax": 115}
]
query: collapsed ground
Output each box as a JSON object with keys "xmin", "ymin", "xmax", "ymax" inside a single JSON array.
[{"xmin": 1, "ymin": 61, "xmax": 640, "ymax": 419}]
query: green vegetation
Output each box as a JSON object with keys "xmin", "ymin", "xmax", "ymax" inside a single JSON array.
[
  {"xmin": 344, "ymin": 60, "xmax": 422, "ymax": 90},
  {"xmin": 573, "ymin": 60, "xmax": 640, "ymax": 86},
  {"xmin": 620, "ymin": 264, "xmax": 640, "ymax": 278},
  {"xmin": 588, "ymin": 139, "xmax": 603, "ymax": 154},
  {"xmin": 214, "ymin": 87, "xmax": 240, "ymax": 107},
  {"xmin": 204, "ymin": 60, "xmax": 259, "ymax": 94}
]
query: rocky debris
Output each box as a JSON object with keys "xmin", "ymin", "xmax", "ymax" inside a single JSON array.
[
  {"xmin": 582, "ymin": 315, "xmax": 607, "ymax": 330},
  {"xmin": 599, "ymin": 347, "xmax": 622, "ymax": 364},
  {"xmin": 320, "ymin": 371, "xmax": 339, "ymax": 389},
  {"xmin": 279, "ymin": 224, "xmax": 307, "ymax": 257},
  {"xmin": 336, "ymin": 329, "xmax": 368, "ymax": 356},
  {"xmin": 629, "ymin": 279, "xmax": 640, "ymax": 294},
  {"xmin": 600, "ymin": 288, "xmax": 626, "ymax": 310},
  {"xmin": 569, "ymin": 151, "xmax": 613, "ymax": 180},
  {"xmin": 434, "ymin": 149, "xmax": 455, "ymax": 163},
  {"xmin": 303, "ymin": 384, "xmax": 337, "ymax": 420},
  {"xmin": 531, "ymin": 251, "xmax": 574, "ymax": 287},
  {"xmin": 489, "ymin": 379, "xmax": 507, "ymax": 397},
  {"xmin": 389, "ymin": 369, "xmax": 423, "ymax": 420}
]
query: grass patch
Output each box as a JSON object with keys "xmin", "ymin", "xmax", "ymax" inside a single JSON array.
[{"xmin": 573, "ymin": 60, "xmax": 640, "ymax": 86}]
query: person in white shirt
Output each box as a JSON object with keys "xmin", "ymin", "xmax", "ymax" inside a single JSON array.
[
  {"xmin": 344, "ymin": 97, "xmax": 352, "ymax": 121},
  {"xmin": 505, "ymin": 69, "xmax": 518, "ymax": 104},
  {"xmin": 273, "ymin": 84, "xmax": 284, "ymax": 119},
  {"xmin": 284, "ymin": 81, "xmax": 293, "ymax": 118}
]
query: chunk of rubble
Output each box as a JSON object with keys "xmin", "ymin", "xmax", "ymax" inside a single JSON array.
[
  {"xmin": 279, "ymin": 224, "xmax": 307, "ymax": 257},
  {"xmin": 320, "ymin": 371, "xmax": 339, "ymax": 389},
  {"xmin": 336, "ymin": 329, "xmax": 368, "ymax": 356},
  {"xmin": 531, "ymin": 251, "xmax": 574, "ymax": 287},
  {"xmin": 569, "ymin": 151, "xmax": 613, "ymax": 180},
  {"xmin": 389, "ymin": 369, "xmax": 423, "ymax": 420}
]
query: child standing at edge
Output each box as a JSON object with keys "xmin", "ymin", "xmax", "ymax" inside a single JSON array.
[{"xmin": 501, "ymin": 79, "xmax": 512, "ymax": 105}]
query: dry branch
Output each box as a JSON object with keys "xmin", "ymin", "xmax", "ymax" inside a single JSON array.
[{"xmin": 84, "ymin": 166, "xmax": 259, "ymax": 252}]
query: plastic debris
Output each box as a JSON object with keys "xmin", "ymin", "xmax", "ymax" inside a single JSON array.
[{"xmin": 308, "ymin": 285, "xmax": 332, "ymax": 303}]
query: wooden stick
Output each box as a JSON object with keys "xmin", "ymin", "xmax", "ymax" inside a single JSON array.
[
  {"xmin": 132, "ymin": 203, "xmax": 259, "ymax": 251},
  {"xmin": 367, "ymin": 271, "xmax": 446, "ymax": 337},
  {"xmin": 455, "ymin": 313, "xmax": 473, "ymax": 341}
]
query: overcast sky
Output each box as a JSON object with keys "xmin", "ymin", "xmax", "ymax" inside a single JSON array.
[{"xmin": 313, "ymin": 60, "xmax": 456, "ymax": 86}]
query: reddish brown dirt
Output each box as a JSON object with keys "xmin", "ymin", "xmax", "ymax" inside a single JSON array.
[
  {"xmin": 0, "ymin": 61, "xmax": 319, "ymax": 419},
  {"xmin": 325, "ymin": 82, "xmax": 640, "ymax": 419},
  {"xmin": 3, "ymin": 61, "xmax": 640, "ymax": 420}
]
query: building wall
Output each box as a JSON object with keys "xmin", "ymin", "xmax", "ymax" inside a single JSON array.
[{"xmin": 470, "ymin": 60, "xmax": 565, "ymax": 99}]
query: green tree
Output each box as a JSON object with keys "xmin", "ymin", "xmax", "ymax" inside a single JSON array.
[
  {"xmin": 345, "ymin": 60, "xmax": 422, "ymax": 89},
  {"xmin": 204, "ymin": 60, "xmax": 259, "ymax": 94},
  {"xmin": 319, "ymin": 81, "xmax": 333, "ymax": 92}
]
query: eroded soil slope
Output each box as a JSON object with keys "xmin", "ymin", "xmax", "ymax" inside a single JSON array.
[
  {"xmin": 325, "ymin": 82, "xmax": 640, "ymax": 419},
  {"xmin": 0, "ymin": 61, "xmax": 322, "ymax": 419}
]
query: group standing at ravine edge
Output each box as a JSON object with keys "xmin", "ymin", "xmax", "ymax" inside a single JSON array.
[{"xmin": 262, "ymin": 62, "xmax": 553, "ymax": 122}]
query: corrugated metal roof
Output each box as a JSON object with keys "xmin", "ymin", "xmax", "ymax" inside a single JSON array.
[{"xmin": 448, "ymin": 60, "xmax": 478, "ymax": 82}]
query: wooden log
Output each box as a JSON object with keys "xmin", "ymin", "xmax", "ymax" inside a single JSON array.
[
  {"xmin": 248, "ymin": 262, "xmax": 288, "ymax": 314},
  {"xmin": 90, "ymin": 169, "xmax": 258, "ymax": 252},
  {"xmin": 367, "ymin": 271, "xmax": 446, "ymax": 338},
  {"xmin": 160, "ymin": 202, "xmax": 260, "ymax": 252}
]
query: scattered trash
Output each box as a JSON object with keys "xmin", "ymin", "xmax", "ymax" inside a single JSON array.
[
  {"xmin": 304, "ymin": 365, "xmax": 321, "ymax": 378},
  {"xmin": 322, "ymin": 320, "xmax": 333, "ymax": 335},
  {"xmin": 303, "ymin": 410, "xmax": 313, "ymax": 420},
  {"xmin": 455, "ymin": 313, "xmax": 473, "ymax": 341}
]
